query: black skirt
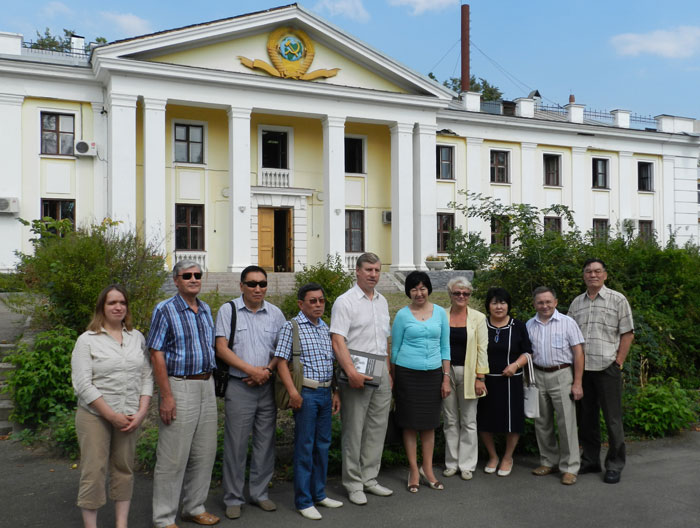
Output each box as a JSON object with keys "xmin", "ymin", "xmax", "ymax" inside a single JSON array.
[{"xmin": 393, "ymin": 365, "xmax": 442, "ymax": 430}]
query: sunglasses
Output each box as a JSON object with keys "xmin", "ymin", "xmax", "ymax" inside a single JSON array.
[
  {"xmin": 451, "ymin": 291, "xmax": 471, "ymax": 297},
  {"xmin": 178, "ymin": 272, "xmax": 202, "ymax": 280},
  {"xmin": 306, "ymin": 298, "xmax": 326, "ymax": 305},
  {"xmin": 243, "ymin": 280, "xmax": 268, "ymax": 288}
]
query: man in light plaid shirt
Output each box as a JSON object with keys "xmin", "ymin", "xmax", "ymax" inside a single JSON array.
[
  {"xmin": 568, "ymin": 259, "xmax": 634, "ymax": 485},
  {"xmin": 275, "ymin": 283, "xmax": 342, "ymax": 520}
]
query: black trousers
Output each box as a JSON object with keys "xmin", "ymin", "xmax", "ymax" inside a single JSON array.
[{"xmin": 579, "ymin": 362, "xmax": 626, "ymax": 471}]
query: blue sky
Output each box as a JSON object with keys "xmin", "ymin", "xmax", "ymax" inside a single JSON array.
[{"xmin": 3, "ymin": 0, "xmax": 699, "ymax": 118}]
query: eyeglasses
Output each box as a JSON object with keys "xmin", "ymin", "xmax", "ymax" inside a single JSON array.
[
  {"xmin": 306, "ymin": 298, "xmax": 325, "ymax": 305},
  {"xmin": 243, "ymin": 280, "xmax": 268, "ymax": 288},
  {"xmin": 451, "ymin": 291, "xmax": 471, "ymax": 298},
  {"xmin": 178, "ymin": 272, "xmax": 202, "ymax": 280}
]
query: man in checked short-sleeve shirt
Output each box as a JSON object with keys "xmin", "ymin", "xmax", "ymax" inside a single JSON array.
[{"xmin": 568, "ymin": 259, "xmax": 634, "ymax": 485}]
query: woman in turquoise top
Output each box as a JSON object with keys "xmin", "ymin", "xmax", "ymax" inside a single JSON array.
[{"xmin": 391, "ymin": 271, "xmax": 451, "ymax": 493}]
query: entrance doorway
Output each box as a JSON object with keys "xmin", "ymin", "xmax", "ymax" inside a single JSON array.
[{"xmin": 258, "ymin": 207, "xmax": 293, "ymax": 272}]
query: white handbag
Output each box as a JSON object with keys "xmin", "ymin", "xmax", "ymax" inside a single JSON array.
[{"xmin": 522, "ymin": 354, "xmax": 540, "ymax": 419}]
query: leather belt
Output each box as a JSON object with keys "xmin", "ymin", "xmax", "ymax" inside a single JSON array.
[
  {"xmin": 534, "ymin": 363, "xmax": 570, "ymax": 372},
  {"xmin": 302, "ymin": 378, "xmax": 333, "ymax": 389},
  {"xmin": 174, "ymin": 372, "xmax": 212, "ymax": 380}
]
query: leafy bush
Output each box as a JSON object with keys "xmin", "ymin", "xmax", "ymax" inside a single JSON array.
[
  {"xmin": 623, "ymin": 377, "xmax": 698, "ymax": 437},
  {"xmin": 280, "ymin": 254, "xmax": 354, "ymax": 323},
  {"xmin": 0, "ymin": 272, "xmax": 23, "ymax": 292},
  {"xmin": 4, "ymin": 326, "xmax": 77, "ymax": 426},
  {"xmin": 445, "ymin": 228, "xmax": 491, "ymax": 272},
  {"xmin": 135, "ymin": 425, "xmax": 160, "ymax": 473},
  {"xmin": 16, "ymin": 217, "xmax": 167, "ymax": 334},
  {"xmin": 47, "ymin": 408, "xmax": 79, "ymax": 459}
]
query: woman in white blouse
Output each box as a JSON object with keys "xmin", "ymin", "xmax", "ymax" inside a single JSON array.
[{"xmin": 71, "ymin": 284, "xmax": 153, "ymax": 528}]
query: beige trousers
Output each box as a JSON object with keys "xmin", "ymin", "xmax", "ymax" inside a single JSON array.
[
  {"xmin": 75, "ymin": 406, "xmax": 137, "ymax": 509},
  {"xmin": 442, "ymin": 366, "xmax": 479, "ymax": 472}
]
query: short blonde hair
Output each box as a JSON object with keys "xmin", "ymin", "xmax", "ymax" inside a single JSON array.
[{"xmin": 447, "ymin": 276, "xmax": 473, "ymax": 294}]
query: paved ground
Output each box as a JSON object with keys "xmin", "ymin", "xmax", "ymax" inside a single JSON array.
[{"xmin": 2, "ymin": 429, "xmax": 699, "ymax": 528}]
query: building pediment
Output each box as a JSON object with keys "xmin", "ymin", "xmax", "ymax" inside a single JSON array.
[{"xmin": 92, "ymin": 4, "xmax": 453, "ymax": 98}]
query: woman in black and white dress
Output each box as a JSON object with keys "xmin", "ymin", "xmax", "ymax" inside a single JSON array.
[{"xmin": 476, "ymin": 287, "xmax": 532, "ymax": 477}]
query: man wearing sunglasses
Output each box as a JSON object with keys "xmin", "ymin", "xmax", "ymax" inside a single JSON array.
[
  {"xmin": 215, "ymin": 265, "xmax": 285, "ymax": 520},
  {"xmin": 148, "ymin": 260, "xmax": 220, "ymax": 528}
]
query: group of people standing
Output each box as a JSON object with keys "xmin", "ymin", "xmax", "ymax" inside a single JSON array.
[{"xmin": 70, "ymin": 253, "xmax": 633, "ymax": 527}]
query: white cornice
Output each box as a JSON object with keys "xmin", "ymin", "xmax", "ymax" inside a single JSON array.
[
  {"xmin": 93, "ymin": 57, "xmax": 449, "ymax": 111},
  {"xmin": 438, "ymin": 108, "xmax": 700, "ymax": 146},
  {"xmin": 0, "ymin": 58, "xmax": 96, "ymax": 83}
]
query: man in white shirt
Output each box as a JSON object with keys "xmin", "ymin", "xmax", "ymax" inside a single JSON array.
[
  {"xmin": 526, "ymin": 287, "xmax": 584, "ymax": 486},
  {"xmin": 330, "ymin": 253, "xmax": 393, "ymax": 505}
]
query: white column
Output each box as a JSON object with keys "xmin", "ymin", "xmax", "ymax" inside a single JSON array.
[
  {"xmin": 571, "ymin": 147, "xmax": 588, "ymax": 229},
  {"xmin": 413, "ymin": 122, "xmax": 436, "ymax": 269},
  {"xmin": 143, "ymin": 98, "xmax": 167, "ymax": 256},
  {"xmin": 390, "ymin": 122, "xmax": 414, "ymax": 271},
  {"xmin": 672, "ymin": 155, "xmax": 698, "ymax": 245},
  {"xmin": 618, "ymin": 151, "xmax": 634, "ymax": 225},
  {"xmin": 0, "ymin": 94, "xmax": 23, "ymax": 271},
  {"xmin": 465, "ymin": 137, "xmax": 487, "ymax": 238},
  {"xmin": 227, "ymin": 107, "xmax": 252, "ymax": 272},
  {"xmin": 107, "ymin": 93, "xmax": 137, "ymax": 229},
  {"xmin": 322, "ymin": 116, "xmax": 346, "ymax": 261},
  {"xmin": 661, "ymin": 155, "xmax": 675, "ymax": 246},
  {"xmin": 90, "ymin": 101, "xmax": 108, "ymax": 222},
  {"xmin": 521, "ymin": 142, "xmax": 538, "ymax": 206}
]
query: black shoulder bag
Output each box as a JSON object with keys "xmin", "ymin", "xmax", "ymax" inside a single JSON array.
[{"xmin": 214, "ymin": 301, "xmax": 236, "ymax": 398}]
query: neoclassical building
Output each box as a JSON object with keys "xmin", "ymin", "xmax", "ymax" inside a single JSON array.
[{"xmin": 0, "ymin": 4, "xmax": 698, "ymax": 273}]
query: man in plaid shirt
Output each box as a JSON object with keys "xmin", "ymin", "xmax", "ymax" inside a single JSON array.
[{"xmin": 275, "ymin": 283, "xmax": 342, "ymax": 520}]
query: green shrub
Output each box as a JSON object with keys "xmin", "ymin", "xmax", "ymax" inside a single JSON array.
[
  {"xmin": 623, "ymin": 377, "xmax": 698, "ymax": 437},
  {"xmin": 16, "ymin": 217, "xmax": 167, "ymax": 334},
  {"xmin": 135, "ymin": 425, "xmax": 160, "ymax": 473},
  {"xmin": 0, "ymin": 272, "xmax": 23, "ymax": 292},
  {"xmin": 280, "ymin": 254, "xmax": 354, "ymax": 323},
  {"xmin": 47, "ymin": 408, "xmax": 79, "ymax": 459},
  {"xmin": 4, "ymin": 326, "xmax": 77, "ymax": 426},
  {"xmin": 446, "ymin": 228, "xmax": 491, "ymax": 271}
]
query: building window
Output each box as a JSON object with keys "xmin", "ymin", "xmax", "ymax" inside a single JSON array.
[
  {"xmin": 345, "ymin": 137, "xmax": 364, "ymax": 174},
  {"xmin": 592, "ymin": 158, "xmax": 609, "ymax": 189},
  {"xmin": 697, "ymin": 181, "xmax": 700, "ymax": 204},
  {"xmin": 437, "ymin": 213, "xmax": 454, "ymax": 252},
  {"xmin": 41, "ymin": 112, "xmax": 74, "ymax": 155},
  {"xmin": 174, "ymin": 124, "xmax": 204, "ymax": 164},
  {"xmin": 436, "ymin": 145, "xmax": 454, "ymax": 180},
  {"xmin": 175, "ymin": 204, "xmax": 204, "ymax": 250},
  {"xmin": 638, "ymin": 220, "xmax": 653, "ymax": 241},
  {"xmin": 543, "ymin": 216, "xmax": 562, "ymax": 233},
  {"xmin": 41, "ymin": 199, "xmax": 75, "ymax": 226},
  {"xmin": 490, "ymin": 150, "xmax": 510, "ymax": 183},
  {"xmin": 491, "ymin": 215, "xmax": 511, "ymax": 249},
  {"xmin": 262, "ymin": 130, "xmax": 288, "ymax": 169},
  {"xmin": 543, "ymin": 154, "xmax": 561, "ymax": 186},
  {"xmin": 592, "ymin": 218, "xmax": 609, "ymax": 239},
  {"xmin": 345, "ymin": 210, "xmax": 364, "ymax": 253},
  {"xmin": 638, "ymin": 162, "xmax": 653, "ymax": 191}
]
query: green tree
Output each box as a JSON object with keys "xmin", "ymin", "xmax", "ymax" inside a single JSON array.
[
  {"xmin": 31, "ymin": 28, "xmax": 105, "ymax": 52},
  {"xmin": 429, "ymin": 72, "xmax": 503, "ymax": 101}
]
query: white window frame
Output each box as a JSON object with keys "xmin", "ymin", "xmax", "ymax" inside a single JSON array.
[
  {"xmin": 542, "ymin": 152, "xmax": 562, "ymax": 187},
  {"xmin": 489, "ymin": 148, "xmax": 511, "ymax": 184},
  {"xmin": 258, "ymin": 124, "xmax": 294, "ymax": 171},
  {"xmin": 637, "ymin": 160, "xmax": 654, "ymax": 192},
  {"xmin": 172, "ymin": 119, "xmax": 208, "ymax": 167},
  {"xmin": 436, "ymin": 143, "xmax": 455, "ymax": 181},
  {"xmin": 592, "ymin": 156, "xmax": 611, "ymax": 190},
  {"xmin": 344, "ymin": 134, "xmax": 367, "ymax": 175},
  {"xmin": 38, "ymin": 107, "xmax": 80, "ymax": 159}
]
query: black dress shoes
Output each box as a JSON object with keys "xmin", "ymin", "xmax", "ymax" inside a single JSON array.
[
  {"xmin": 578, "ymin": 464, "xmax": 602, "ymax": 474},
  {"xmin": 604, "ymin": 470, "xmax": 621, "ymax": 484}
]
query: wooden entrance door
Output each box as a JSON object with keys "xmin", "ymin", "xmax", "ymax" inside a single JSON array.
[{"xmin": 258, "ymin": 208, "xmax": 274, "ymax": 271}]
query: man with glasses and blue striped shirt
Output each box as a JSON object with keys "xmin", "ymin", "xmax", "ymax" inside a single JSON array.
[{"xmin": 148, "ymin": 260, "xmax": 220, "ymax": 528}]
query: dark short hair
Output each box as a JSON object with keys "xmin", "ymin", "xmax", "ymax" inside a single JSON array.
[
  {"xmin": 298, "ymin": 282, "xmax": 325, "ymax": 301},
  {"xmin": 582, "ymin": 258, "xmax": 606, "ymax": 271},
  {"xmin": 532, "ymin": 286, "xmax": 557, "ymax": 300},
  {"xmin": 241, "ymin": 265, "xmax": 267, "ymax": 282},
  {"xmin": 404, "ymin": 271, "xmax": 432, "ymax": 297},
  {"xmin": 485, "ymin": 287, "xmax": 511, "ymax": 314}
]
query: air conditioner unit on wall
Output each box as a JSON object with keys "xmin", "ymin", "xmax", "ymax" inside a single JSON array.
[
  {"xmin": 0, "ymin": 197, "xmax": 20, "ymax": 214},
  {"xmin": 382, "ymin": 210, "xmax": 392, "ymax": 224},
  {"xmin": 74, "ymin": 139, "xmax": 96, "ymax": 156}
]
